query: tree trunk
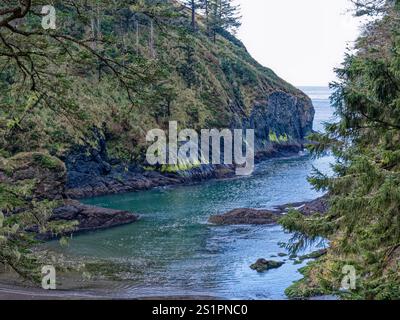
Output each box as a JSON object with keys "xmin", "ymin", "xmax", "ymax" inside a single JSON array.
[
  {"xmin": 205, "ymin": 0, "xmax": 209, "ymax": 35},
  {"xmin": 191, "ymin": 0, "xmax": 196, "ymax": 31},
  {"xmin": 149, "ymin": 20, "xmax": 156, "ymax": 59}
]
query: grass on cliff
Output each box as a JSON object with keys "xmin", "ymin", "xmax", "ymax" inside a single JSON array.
[{"xmin": 0, "ymin": 1, "xmax": 303, "ymax": 163}]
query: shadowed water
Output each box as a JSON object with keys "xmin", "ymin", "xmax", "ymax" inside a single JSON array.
[{"xmin": 48, "ymin": 87, "xmax": 335, "ymax": 299}]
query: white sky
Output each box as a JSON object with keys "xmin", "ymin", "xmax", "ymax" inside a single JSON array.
[{"xmin": 237, "ymin": 0, "xmax": 365, "ymax": 86}]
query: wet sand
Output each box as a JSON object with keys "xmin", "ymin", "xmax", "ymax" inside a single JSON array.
[
  {"xmin": 0, "ymin": 283, "xmax": 105, "ymax": 300},
  {"xmin": 0, "ymin": 281, "xmax": 221, "ymax": 300}
]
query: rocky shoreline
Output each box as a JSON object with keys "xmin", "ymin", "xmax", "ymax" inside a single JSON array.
[
  {"xmin": 208, "ymin": 195, "xmax": 328, "ymax": 226},
  {"xmin": 55, "ymin": 164, "xmax": 328, "ymax": 239},
  {"xmin": 34, "ymin": 200, "xmax": 139, "ymax": 240},
  {"xmin": 64, "ymin": 136, "xmax": 305, "ymax": 200}
]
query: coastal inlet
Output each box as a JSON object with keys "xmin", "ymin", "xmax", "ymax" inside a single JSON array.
[{"xmin": 46, "ymin": 87, "xmax": 335, "ymax": 300}]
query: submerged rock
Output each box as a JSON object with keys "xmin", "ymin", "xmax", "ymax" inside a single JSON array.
[
  {"xmin": 209, "ymin": 208, "xmax": 281, "ymax": 225},
  {"xmin": 250, "ymin": 259, "xmax": 285, "ymax": 272}
]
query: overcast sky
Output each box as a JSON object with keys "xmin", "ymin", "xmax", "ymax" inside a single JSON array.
[{"xmin": 237, "ymin": 0, "xmax": 364, "ymax": 87}]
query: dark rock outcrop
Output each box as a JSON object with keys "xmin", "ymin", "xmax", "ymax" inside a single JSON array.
[
  {"xmin": 35, "ymin": 200, "xmax": 139, "ymax": 240},
  {"xmin": 208, "ymin": 195, "xmax": 329, "ymax": 226},
  {"xmin": 64, "ymin": 131, "xmax": 236, "ymax": 199},
  {"xmin": 1, "ymin": 152, "xmax": 139, "ymax": 239},
  {"xmin": 243, "ymin": 91, "xmax": 314, "ymax": 155},
  {"xmin": 250, "ymin": 259, "xmax": 285, "ymax": 272},
  {"xmin": 208, "ymin": 208, "xmax": 281, "ymax": 225}
]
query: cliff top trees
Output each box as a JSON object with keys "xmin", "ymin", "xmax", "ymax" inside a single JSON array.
[
  {"xmin": 201, "ymin": 0, "xmax": 241, "ymax": 42},
  {"xmin": 182, "ymin": 0, "xmax": 242, "ymax": 39},
  {"xmin": 183, "ymin": 0, "xmax": 201, "ymax": 31}
]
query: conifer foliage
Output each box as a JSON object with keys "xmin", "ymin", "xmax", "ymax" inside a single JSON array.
[
  {"xmin": 201, "ymin": 0, "xmax": 241, "ymax": 42},
  {"xmin": 281, "ymin": 0, "xmax": 400, "ymax": 299}
]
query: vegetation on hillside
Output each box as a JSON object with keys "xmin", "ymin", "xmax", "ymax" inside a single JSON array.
[
  {"xmin": 280, "ymin": 0, "xmax": 400, "ymax": 300},
  {"xmin": 0, "ymin": 1, "xmax": 303, "ymax": 283}
]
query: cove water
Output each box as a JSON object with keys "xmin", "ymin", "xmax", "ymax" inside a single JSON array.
[{"xmin": 48, "ymin": 86, "xmax": 335, "ymax": 300}]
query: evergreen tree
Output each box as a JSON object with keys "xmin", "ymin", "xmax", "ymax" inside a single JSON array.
[
  {"xmin": 280, "ymin": 0, "xmax": 400, "ymax": 299},
  {"xmin": 202, "ymin": 0, "xmax": 241, "ymax": 42},
  {"xmin": 184, "ymin": 0, "xmax": 200, "ymax": 31}
]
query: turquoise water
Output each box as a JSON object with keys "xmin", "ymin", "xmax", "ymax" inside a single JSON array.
[{"xmin": 50, "ymin": 87, "xmax": 335, "ymax": 299}]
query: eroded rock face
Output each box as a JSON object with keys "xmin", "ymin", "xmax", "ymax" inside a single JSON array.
[
  {"xmin": 64, "ymin": 130, "xmax": 236, "ymax": 199},
  {"xmin": 244, "ymin": 91, "xmax": 315, "ymax": 154},
  {"xmin": 208, "ymin": 208, "xmax": 281, "ymax": 225}
]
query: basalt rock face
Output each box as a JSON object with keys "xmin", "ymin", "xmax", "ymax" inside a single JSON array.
[
  {"xmin": 246, "ymin": 91, "xmax": 314, "ymax": 154},
  {"xmin": 64, "ymin": 132, "xmax": 235, "ymax": 199},
  {"xmin": 64, "ymin": 142, "xmax": 180, "ymax": 199},
  {"xmin": 230, "ymin": 90, "xmax": 315, "ymax": 157}
]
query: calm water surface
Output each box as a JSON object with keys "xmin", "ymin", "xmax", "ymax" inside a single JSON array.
[{"xmin": 49, "ymin": 87, "xmax": 335, "ymax": 299}]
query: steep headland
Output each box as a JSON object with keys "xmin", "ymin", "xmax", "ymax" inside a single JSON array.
[{"xmin": 61, "ymin": 14, "xmax": 315, "ymax": 198}]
